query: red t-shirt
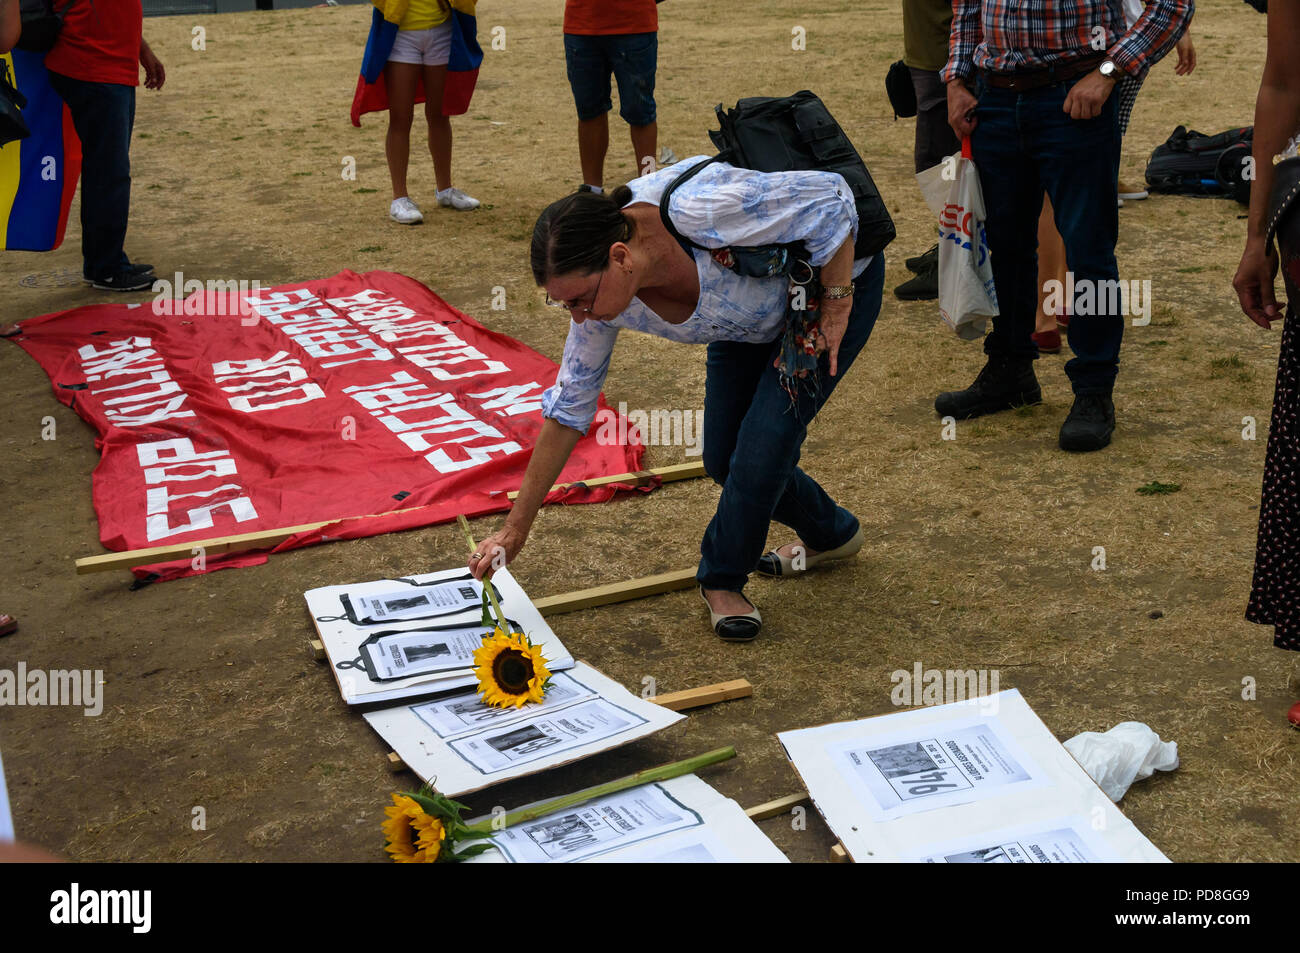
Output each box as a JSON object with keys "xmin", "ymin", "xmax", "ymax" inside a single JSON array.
[
  {"xmin": 45, "ymin": 0, "xmax": 144, "ymax": 87},
  {"xmin": 564, "ymin": 0, "xmax": 657, "ymax": 36}
]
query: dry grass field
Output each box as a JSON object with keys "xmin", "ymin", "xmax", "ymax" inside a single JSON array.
[{"xmin": 0, "ymin": 0, "xmax": 1295, "ymax": 862}]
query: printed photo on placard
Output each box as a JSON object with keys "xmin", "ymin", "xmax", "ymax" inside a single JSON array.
[
  {"xmin": 315, "ymin": 573, "xmax": 501, "ymax": 626},
  {"xmin": 911, "ymin": 818, "xmax": 1122, "ymax": 863},
  {"xmin": 487, "ymin": 783, "xmax": 702, "ymax": 864},
  {"xmin": 830, "ymin": 716, "xmax": 1047, "ymax": 821},
  {"xmin": 447, "ymin": 699, "xmax": 647, "ymax": 775},
  {"xmin": 340, "ymin": 620, "xmax": 518, "ymax": 682},
  {"xmin": 411, "ymin": 672, "xmax": 590, "ymax": 738}
]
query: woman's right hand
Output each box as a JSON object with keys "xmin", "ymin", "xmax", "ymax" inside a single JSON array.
[
  {"xmin": 1234, "ymin": 238, "xmax": 1282, "ymax": 329},
  {"xmin": 469, "ymin": 523, "xmax": 527, "ymax": 580}
]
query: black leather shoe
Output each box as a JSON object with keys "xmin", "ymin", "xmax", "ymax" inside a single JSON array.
[
  {"xmin": 934, "ymin": 356, "xmax": 1042, "ymax": 419},
  {"xmin": 893, "ymin": 261, "xmax": 938, "ymax": 300},
  {"xmin": 699, "ymin": 586, "xmax": 761, "ymax": 642},
  {"xmin": 1059, "ymin": 393, "xmax": 1115, "ymax": 452},
  {"xmin": 904, "ymin": 243, "xmax": 938, "ymax": 273}
]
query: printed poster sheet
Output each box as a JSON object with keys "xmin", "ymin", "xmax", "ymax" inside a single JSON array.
[
  {"xmin": 461, "ymin": 774, "xmax": 789, "ymax": 864},
  {"xmin": 906, "ymin": 816, "xmax": 1123, "ymax": 864},
  {"xmin": 305, "ymin": 566, "xmax": 573, "ymax": 705},
  {"xmin": 363, "ymin": 661, "xmax": 682, "ymax": 796},
  {"xmin": 778, "ymin": 689, "xmax": 1169, "ymax": 863}
]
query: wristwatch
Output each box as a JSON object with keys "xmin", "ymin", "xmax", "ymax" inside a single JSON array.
[
  {"xmin": 822, "ymin": 285, "xmax": 854, "ymax": 299},
  {"xmin": 1099, "ymin": 59, "xmax": 1120, "ymax": 81}
]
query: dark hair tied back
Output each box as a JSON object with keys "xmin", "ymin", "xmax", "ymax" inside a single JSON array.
[{"xmin": 531, "ymin": 185, "xmax": 636, "ymax": 285}]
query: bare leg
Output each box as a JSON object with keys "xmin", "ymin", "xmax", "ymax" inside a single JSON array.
[
  {"xmin": 1036, "ymin": 196, "xmax": 1068, "ymax": 333},
  {"xmin": 577, "ymin": 113, "xmax": 609, "ymax": 187},
  {"xmin": 385, "ymin": 61, "xmax": 420, "ymax": 200},
  {"xmin": 422, "ymin": 63, "xmax": 452, "ymax": 192},
  {"xmin": 629, "ymin": 121, "xmax": 657, "ymax": 176}
]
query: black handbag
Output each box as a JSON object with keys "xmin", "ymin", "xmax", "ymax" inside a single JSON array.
[
  {"xmin": 886, "ymin": 60, "xmax": 917, "ymax": 119},
  {"xmin": 0, "ymin": 60, "xmax": 30, "ymax": 148}
]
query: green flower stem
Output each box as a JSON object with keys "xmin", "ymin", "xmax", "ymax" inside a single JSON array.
[
  {"xmin": 464, "ymin": 747, "xmax": 737, "ymax": 836},
  {"xmin": 456, "ymin": 514, "xmax": 512, "ymax": 634}
]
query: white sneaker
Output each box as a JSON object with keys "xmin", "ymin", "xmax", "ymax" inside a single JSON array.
[
  {"xmin": 436, "ymin": 187, "xmax": 481, "ymax": 210},
  {"xmin": 390, "ymin": 196, "xmax": 424, "ymax": 225}
]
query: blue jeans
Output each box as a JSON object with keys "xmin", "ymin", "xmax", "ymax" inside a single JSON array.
[
  {"xmin": 971, "ymin": 73, "xmax": 1122, "ymax": 395},
  {"xmin": 47, "ymin": 72, "xmax": 135, "ymax": 280},
  {"xmin": 697, "ymin": 253, "xmax": 886, "ymax": 592},
  {"xmin": 563, "ymin": 32, "xmax": 657, "ymax": 125}
]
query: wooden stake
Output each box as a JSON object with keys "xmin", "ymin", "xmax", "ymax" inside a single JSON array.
[
  {"xmin": 649, "ymin": 679, "xmax": 752, "ymax": 711},
  {"xmin": 829, "ymin": 843, "xmax": 850, "ymax": 863},
  {"xmin": 307, "ymin": 639, "xmax": 326, "ymax": 662},
  {"xmin": 74, "ymin": 463, "xmax": 708, "ymax": 574},
  {"xmin": 533, "ymin": 568, "xmax": 697, "ymax": 617},
  {"xmin": 744, "ymin": 792, "xmax": 809, "ymax": 821},
  {"xmin": 386, "ymin": 752, "xmax": 407, "ymax": 773},
  {"xmin": 74, "ymin": 501, "xmax": 445, "ymax": 575},
  {"xmin": 506, "ymin": 461, "xmax": 706, "ymax": 500}
]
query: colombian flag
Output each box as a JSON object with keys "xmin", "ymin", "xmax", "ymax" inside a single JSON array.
[
  {"xmin": 0, "ymin": 49, "xmax": 80, "ymax": 252},
  {"xmin": 350, "ymin": 0, "xmax": 482, "ymax": 127}
]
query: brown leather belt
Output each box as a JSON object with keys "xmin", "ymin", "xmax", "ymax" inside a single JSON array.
[{"xmin": 980, "ymin": 54, "xmax": 1106, "ymax": 92}]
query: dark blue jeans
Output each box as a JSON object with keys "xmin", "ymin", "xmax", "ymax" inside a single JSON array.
[
  {"xmin": 697, "ymin": 253, "xmax": 885, "ymax": 592},
  {"xmin": 971, "ymin": 73, "xmax": 1122, "ymax": 395},
  {"xmin": 47, "ymin": 72, "xmax": 135, "ymax": 280}
]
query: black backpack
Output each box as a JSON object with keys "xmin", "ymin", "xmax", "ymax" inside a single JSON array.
[
  {"xmin": 16, "ymin": 0, "xmax": 65, "ymax": 53},
  {"xmin": 661, "ymin": 91, "xmax": 896, "ymax": 260},
  {"xmin": 1145, "ymin": 125, "xmax": 1254, "ymax": 205}
]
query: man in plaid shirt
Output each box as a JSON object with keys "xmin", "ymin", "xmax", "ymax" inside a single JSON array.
[{"xmin": 936, "ymin": 0, "xmax": 1193, "ymax": 451}]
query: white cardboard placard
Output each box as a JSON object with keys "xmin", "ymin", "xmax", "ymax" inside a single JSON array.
[
  {"xmin": 778, "ymin": 689, "xmax": 1169, "ymax": 863},
  {"xmin": 463, "ymin": 773, "xmax": 789, "ymax": 864},
  {"xmin": 305, "ymin": 566, "xmax": 573, "ymax": 705},
  {"xmin": 364, "ymin": 661, "xmax": 683, "ymax": 797}
]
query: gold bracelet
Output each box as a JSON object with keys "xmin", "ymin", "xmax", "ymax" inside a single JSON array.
[{"xmin": 822, "ymin": 285, "xmax": 854, "ymax": 299}]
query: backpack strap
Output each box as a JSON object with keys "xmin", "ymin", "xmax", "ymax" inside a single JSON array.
[{"xmin": 658, "ymin": 157, "xmax": 720, "ymax": 254}]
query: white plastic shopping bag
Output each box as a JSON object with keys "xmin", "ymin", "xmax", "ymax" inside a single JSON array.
[{"xmin": 917, "ymin": 138, "xmax": 998, "ymax": 339}]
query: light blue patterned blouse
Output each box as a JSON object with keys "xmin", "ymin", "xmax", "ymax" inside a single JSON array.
[{"xmin": 539, "ymin": 156, "xmax": 870, "ymax": 434}]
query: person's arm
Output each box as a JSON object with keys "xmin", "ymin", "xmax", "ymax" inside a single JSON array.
[
  {"xmin": 140, "ymin": 38, "xmax": 165, "ymax": 90},
  {"xmin": 1234, "ymin": 2, "xmax": 1300, "ymax": 328},
  {"xmin": 942, "ymin": 0, "xmax": 983, "ymax": 138},
  {"xmin": 469, "ymin": 315, "xmax": 619, "ymax": 577},
  {"xmin": 1173, "ymin": 24, "xmax": 1195, "ymax": 75},
  {"xmin": 1107, "ymin": 0, "xmax": 1194, "ymax": 76},
  {"xmin": 668, "ymin": 165, "xmax": 858, "ymax": 269},
  {"xmin": 1064, "ymin": 0, "xmax": 1193, "ymax": 120},
  {"xmin": 0, "ymin": 0, "xmax": 21, "ymax": 54},
  {"xmin": 469, "ymin": 418, "xmax": 583, "ymax": 579},
  {"xmin": 815, "ymin": 236, "xmax": 856, "ymax": 378}
]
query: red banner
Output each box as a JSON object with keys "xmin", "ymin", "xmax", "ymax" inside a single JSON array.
[{"xmin": 10, "ymin": 270, "xmax": 643, "ymax": 581}]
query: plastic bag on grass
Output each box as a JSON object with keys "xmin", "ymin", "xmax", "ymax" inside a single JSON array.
[{"xmin": 1063, "ymin": 722, "xmax": 1179, "ymax": 802}]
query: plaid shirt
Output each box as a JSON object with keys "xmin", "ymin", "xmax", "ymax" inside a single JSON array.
[{"xmin": 942, "ymin": 0, "xmax": 1194, "ymax": 83}]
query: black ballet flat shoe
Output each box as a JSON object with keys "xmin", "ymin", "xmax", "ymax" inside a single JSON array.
[
  {"xmin": 699, "ymin": 585, "xmax": 762, "ymax": 642},
  {"xmin": 756, "ymin": 526, "xmax": 865, "ymax": 577}
]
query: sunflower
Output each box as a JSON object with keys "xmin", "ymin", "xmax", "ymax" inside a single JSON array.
[
  {"xmin": 473, "ymin": 627, "xmax": 551, "ymax": 709},
  {"xmin": 382, "ymin": 793, "xmax": 448, "ymax": 863}
]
